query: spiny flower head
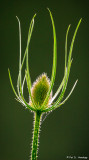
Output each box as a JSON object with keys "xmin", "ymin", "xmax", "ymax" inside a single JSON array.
[
  {"xmin": 8, "ymin": 9, "xmax": 82, "ymax": 113},
  {"xmin": 30, "ymin": 73, "xmax": 52, "ymax": 108}
]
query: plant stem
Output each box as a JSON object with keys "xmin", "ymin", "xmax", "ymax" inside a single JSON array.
[{"xmin": 31, "ymin": 111, "xmax": 42, "ymax": 160}]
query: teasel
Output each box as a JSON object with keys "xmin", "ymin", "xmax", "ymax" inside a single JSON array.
[{"xmin": 8, "ymin": 8, "xmax": 82, "ymax": 160}]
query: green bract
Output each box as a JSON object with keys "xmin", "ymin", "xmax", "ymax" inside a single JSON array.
[{"xmin": 8, "ymin": 8, "xmax": 81, "ymax": 160}]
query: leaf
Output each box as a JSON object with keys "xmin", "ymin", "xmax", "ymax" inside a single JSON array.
[
  {"xmin": 41, "ymin": 8, "xmax": 57, "ymax": 110},
  {"xmin": 8, "ymin": 68, "xmax": 19, "ymax": 99}
]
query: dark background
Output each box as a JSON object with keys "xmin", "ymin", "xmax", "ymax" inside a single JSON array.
[{"xmin": 0, "ymin": 0, "xmax": 89, "ymax": 160}]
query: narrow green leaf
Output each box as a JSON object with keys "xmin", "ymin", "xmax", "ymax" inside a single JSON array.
[
  {"xmin": 16, "ymin": 16, "xmax": 23, "ymax": 99},
  {"xmin": 22, "ymin": 73, "xmax": 26, "ymax": 94},
  {"xmin": 25, "ymin": 70, "xmax": 36, "ymax": 109},
  {"xmin": 67, "ymin": 18, "xmax": 82, "ymax": 72},
  {"xmin": 25, "ymin": 15, "xmax": 37, "ymax": 108},
  {"xmin": 49, "ymin": 76, "xmax": 65, "ymax": 105},
  {"xmin": 21, "ymin": 14, "xmax": 36, "ymax": 70},
  {"xmin": 8, "ymin": 68, "xmax": 19, "ymax": 99},
  {"xmin": 65, "ymin": 24, "xmax": 71, "ymax": 73},
  {"xmin": 42, "ymin": 8, "xmax": 57, "ymax": 109},
  {"xmin": 57, "ymin": 79, "xmax": 78, "ymax": 107}
]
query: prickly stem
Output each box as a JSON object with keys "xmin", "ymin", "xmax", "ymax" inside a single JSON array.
[{"xmin": 31, "ymin": 111, "xmax": 42, "ymax": 160}]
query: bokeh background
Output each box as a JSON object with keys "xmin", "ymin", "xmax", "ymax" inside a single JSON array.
[{"xmin": 0, "ymin": 0, "xmax": 89, "ymax": 160}]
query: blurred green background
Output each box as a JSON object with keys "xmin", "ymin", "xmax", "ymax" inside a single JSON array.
[{"xmin": 0, "ymin": 0, "xmax": 89, "ymax": 160}]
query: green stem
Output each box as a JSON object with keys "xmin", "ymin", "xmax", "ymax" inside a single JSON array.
[{"xmin": 31, "ymin": 111, "xmax": 42, "ymax": 160}]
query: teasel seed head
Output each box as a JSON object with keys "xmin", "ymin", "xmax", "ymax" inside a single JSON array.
[{"xmin": 29, "ymin": 73, "xmax": 52, "ymax": 108}]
